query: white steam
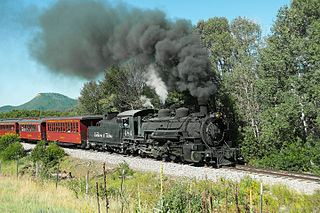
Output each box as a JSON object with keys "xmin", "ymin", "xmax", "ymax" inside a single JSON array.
[
  {"xmin": 144, "ymin": 65, "xmax": 168, "ymax": 104},
  {"xmin": 140, "ymin": 95, "xmax": 154, "ymax": 108}
]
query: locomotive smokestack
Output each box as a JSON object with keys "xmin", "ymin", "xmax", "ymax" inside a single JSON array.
[
  {"xmin": 198, "ymin": 99, "xmax": 208, "ymax": 116},
  {"xmin": 200, "ymin": 105, "xmax": 208, "ymax": 115}
]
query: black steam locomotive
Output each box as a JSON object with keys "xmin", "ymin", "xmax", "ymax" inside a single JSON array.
[{"xmin": 87, "ymin": 104, "xmax": 239, "ymax": 167}]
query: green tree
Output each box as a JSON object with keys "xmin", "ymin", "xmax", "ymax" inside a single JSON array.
[
  {"xmin": 196, "ymin": 17, "xmax": 262, "ymax": 144},
  {"xmin": 100, "ymin": 63, "xmax": 160, "ymax": 112},
  {"xmin": 0, "ymin": 134, "xmax": 20, "ymax": 152},
  {"xmin": 228, "ymin": 17, "xmax": 262, "ymax": 140},
  {"xmin": 196, "ymin": 17, "xmax": 234, "ymax": 78},
  {"xmin": 0, "ymin": 142, "xmax": 26, "ymax": 161},
  {"xmin": 0, "ymin": 110, "xmax": 74, "ymax": 119},
  {"xmin": 30, "ymin": 140, "xmax": 47, "ymax": 163},
  {"xmin": 254, "ymin": 0, "xmax": 320, "ymax": 164},
  {"xmin": 77, "ymin": 62, "xmax": 162, "ymax": 114},
  {"xmin": 30, "ymin": 141, "xmax": 65, "ymax": 168},
  {"xmin": 77, "ymin": 80, "xmax": 104, "ymax": 114},
  {"xmin": 43, "ymin": 142, "xmax": 65, "ymax": 167},
  {"xmin": 259, "ymin": 0, "xmax": 320, "ymax": 141}
]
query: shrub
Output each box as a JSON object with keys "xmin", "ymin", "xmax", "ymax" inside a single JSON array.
[
  {"xmin": 115, "ymin": 161, "xmax": 134, "ymax": 177},
  {"xmin": 30, "ymin": 140, "xmax": 47, "ymax": 163},
  {"xmin": 155, "ymin": 184, "xmax": 202, "ymax": 212},
  {"xmin": 0, "ymin": 142, "xmax": 26, "ymax": 161},
  {"xmin": 257, "ymin": 138, "xmax": 312, "ymax": 172},
  {"xmin": 43, "ymin": 143, "xmax": 65, "ymax": 167},
  {"xmin": 30, "ymin": 142, "xmax": 65, "ymax": 168},
  {"xmin": 305, "ymin": 138, "xmax": 320, "ymax": 175},
  {"xmin": 0, "ymin": 134, "xmax": 20, "ymax": 152}
]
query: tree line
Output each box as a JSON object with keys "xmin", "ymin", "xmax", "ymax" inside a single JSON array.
[
  {"xmin": 76, "ymin": 0, "xmax": 320, "ymax": 173},
  {"xmin": 0, "ymin": 110, "xmax": 74, "ymax": 119}
]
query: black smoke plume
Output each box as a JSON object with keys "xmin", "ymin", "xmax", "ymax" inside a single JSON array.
[{"xmin": 30, "ymin": 0, "xmax": 216, "ymax": 102}]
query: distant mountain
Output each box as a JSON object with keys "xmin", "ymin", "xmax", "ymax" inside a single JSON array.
[
  {"xmin": 0, "ymin": 93, "xmax": 78, "ymax": 113},
  {"xmin": 0, "ymin": 105, "xmax": 14, "ymax": 113}
]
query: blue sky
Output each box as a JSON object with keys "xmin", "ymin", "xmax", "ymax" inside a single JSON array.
[{"xmin": 0, "ymin": 0, "xmax": 291, "ymax": 107}]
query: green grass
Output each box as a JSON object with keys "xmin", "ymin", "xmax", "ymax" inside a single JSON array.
[
  {"xmin": 0, "ymin": 176, "xmax": 97, "ymax": 212},
  {"xmin": 1, "ymin": 156, "xmax": 320, "ymax": 212}
]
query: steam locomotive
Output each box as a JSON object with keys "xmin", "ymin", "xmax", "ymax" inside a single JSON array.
[
  {"xmin": 0, "ymin": 104, "xmax": 239, "ymax": 167},
  {"xmin": 87, "ymin": 104, "xmax": 239, "ymax": 167}
]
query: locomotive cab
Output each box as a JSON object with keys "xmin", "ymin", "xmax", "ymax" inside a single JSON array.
[
  {"xmin": 118, "ymin": 116, "xmax": 133, "ymax": 139},
  {"xmin": 117, "ymin": 109, "xmax": 155, "ymax": 140}
]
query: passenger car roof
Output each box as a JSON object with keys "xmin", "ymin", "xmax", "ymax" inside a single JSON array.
[
  {"xmin": 18, "ymin": 119, "xmax": 46, "ymax": 123},
  {"xmin": 45, "ymin": 115, "xmax": 103, "ymax": 121},
  {"xmin": 0, "ymin": 120, "xmax": 19, "ymax": 123}
]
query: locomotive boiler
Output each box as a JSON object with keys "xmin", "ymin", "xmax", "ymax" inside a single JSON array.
[{"xmin": 87, "ymin": 104, "xmax": 239, "ymax": 167}]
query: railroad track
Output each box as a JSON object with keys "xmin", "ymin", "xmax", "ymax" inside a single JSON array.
[
  {"xmin": 22, "ymin": 142, "xmax": 320, "ymax": 184},
  {"xmin": 224, "ymin": 165, "xmax": 320, "ymax": 184},
  {"xmin": 82, "ymin": 148, "xmax": 320, "ymax": 184},
  {"xmin": 21, "ymin": 142, "xmax": 320, "ymax": 194}
]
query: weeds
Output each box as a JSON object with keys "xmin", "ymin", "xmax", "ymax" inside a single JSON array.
[{"xmin": 1, "ymin": 155, "xmax": 320, "ymax": 212}]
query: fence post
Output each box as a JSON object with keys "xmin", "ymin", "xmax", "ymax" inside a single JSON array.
[
  {"xmin": 209, "ymin": 182, "xmax": 213, "ymax": 213},
  {"xmin": 56, "ymin": 159, "xmax": 60, "ymax": 189},
  {"xmin": 86, "ymin": 170, "xmax": 89, "ymax": 198},
  {"xmin": 234, "ymin": 183, "xmax": 240, "ymax": 213},
  {"xmin": 16, "ymin": 156, "xmax": 19, "ymax": 179},
  {"xmin": 187, "ymin": 190, "xmax": 191, "ymax": 213},
  {"xmin": 103, "ymin": 163, "xmax": 109, "ymax": 213},
  {"xmin": 225, "ymin": 185, "xmax": 228, "ymax": 213},
  {"xmin": 35, "ymin": 161, "xmax": 39, "ymax": 180},
  {"xmin": 138, "ymin": 185, "xmax": 142, "ymax": 212},
  {"xmin": 202, "ymin": 188, "xmax": 207, "ymax": 213},
  {"xmin": 160, "ymin": 165, "xmax": 164, "ymax": 211},
  {"xmin": 160, "ymin": 166, "xmax": 163, "ymax": 198},
  {"xmin": 260, "ymin": 183, "xmax": 263, "ymax": 213},
  {"xmin": 250, "ymin": 188, "xmax": 253, "ymax": 213},
  {"xmin": 0, "ymin": 160, "xmax": 1, "ymax": 175},
  {"xmin": 96, "ymin": 182, "xmax": 101, "ymax": 213},
  {"xmin": 120, "ymin": 169, "xmax": 125, "ymax": 213}
]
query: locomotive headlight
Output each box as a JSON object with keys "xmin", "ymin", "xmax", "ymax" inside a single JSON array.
[{"xmin": 215, "ymin": 113, "xmax": 223, "ymax": 118}]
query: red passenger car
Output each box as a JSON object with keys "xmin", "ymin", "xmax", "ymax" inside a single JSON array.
[
  {"xmin": 46, "ymin": 116, "xmax": 102, "ymax": 145},
  {"xmin": 0, "ymin": 120, "xmax": 19, "ymax": 136},
  {"xmin": 19, "ymin": 119, "xmax": 46, "ymax": 141}
]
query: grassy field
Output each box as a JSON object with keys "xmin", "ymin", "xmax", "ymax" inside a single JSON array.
[
  {"xmin": 1, "ymin": 156, "xmax": 320, "ymax": 212},
  {"xmin": 0, "ymin": 176, "xmax": 98, "ymax": 212}
]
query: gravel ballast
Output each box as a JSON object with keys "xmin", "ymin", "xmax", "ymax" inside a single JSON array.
[{"xmin": 22, "ymin": 143, "xmax": 320, "ymax": 194}]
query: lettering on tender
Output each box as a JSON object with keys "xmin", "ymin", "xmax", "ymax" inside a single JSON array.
[{"xmin": 94, "ymin": 132, "xmax": 113, "ymax": 138}]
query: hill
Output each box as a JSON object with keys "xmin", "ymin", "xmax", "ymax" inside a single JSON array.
[{"xmin": 0, "ymin": 93, "xmax": 78, "ymax": 113}]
